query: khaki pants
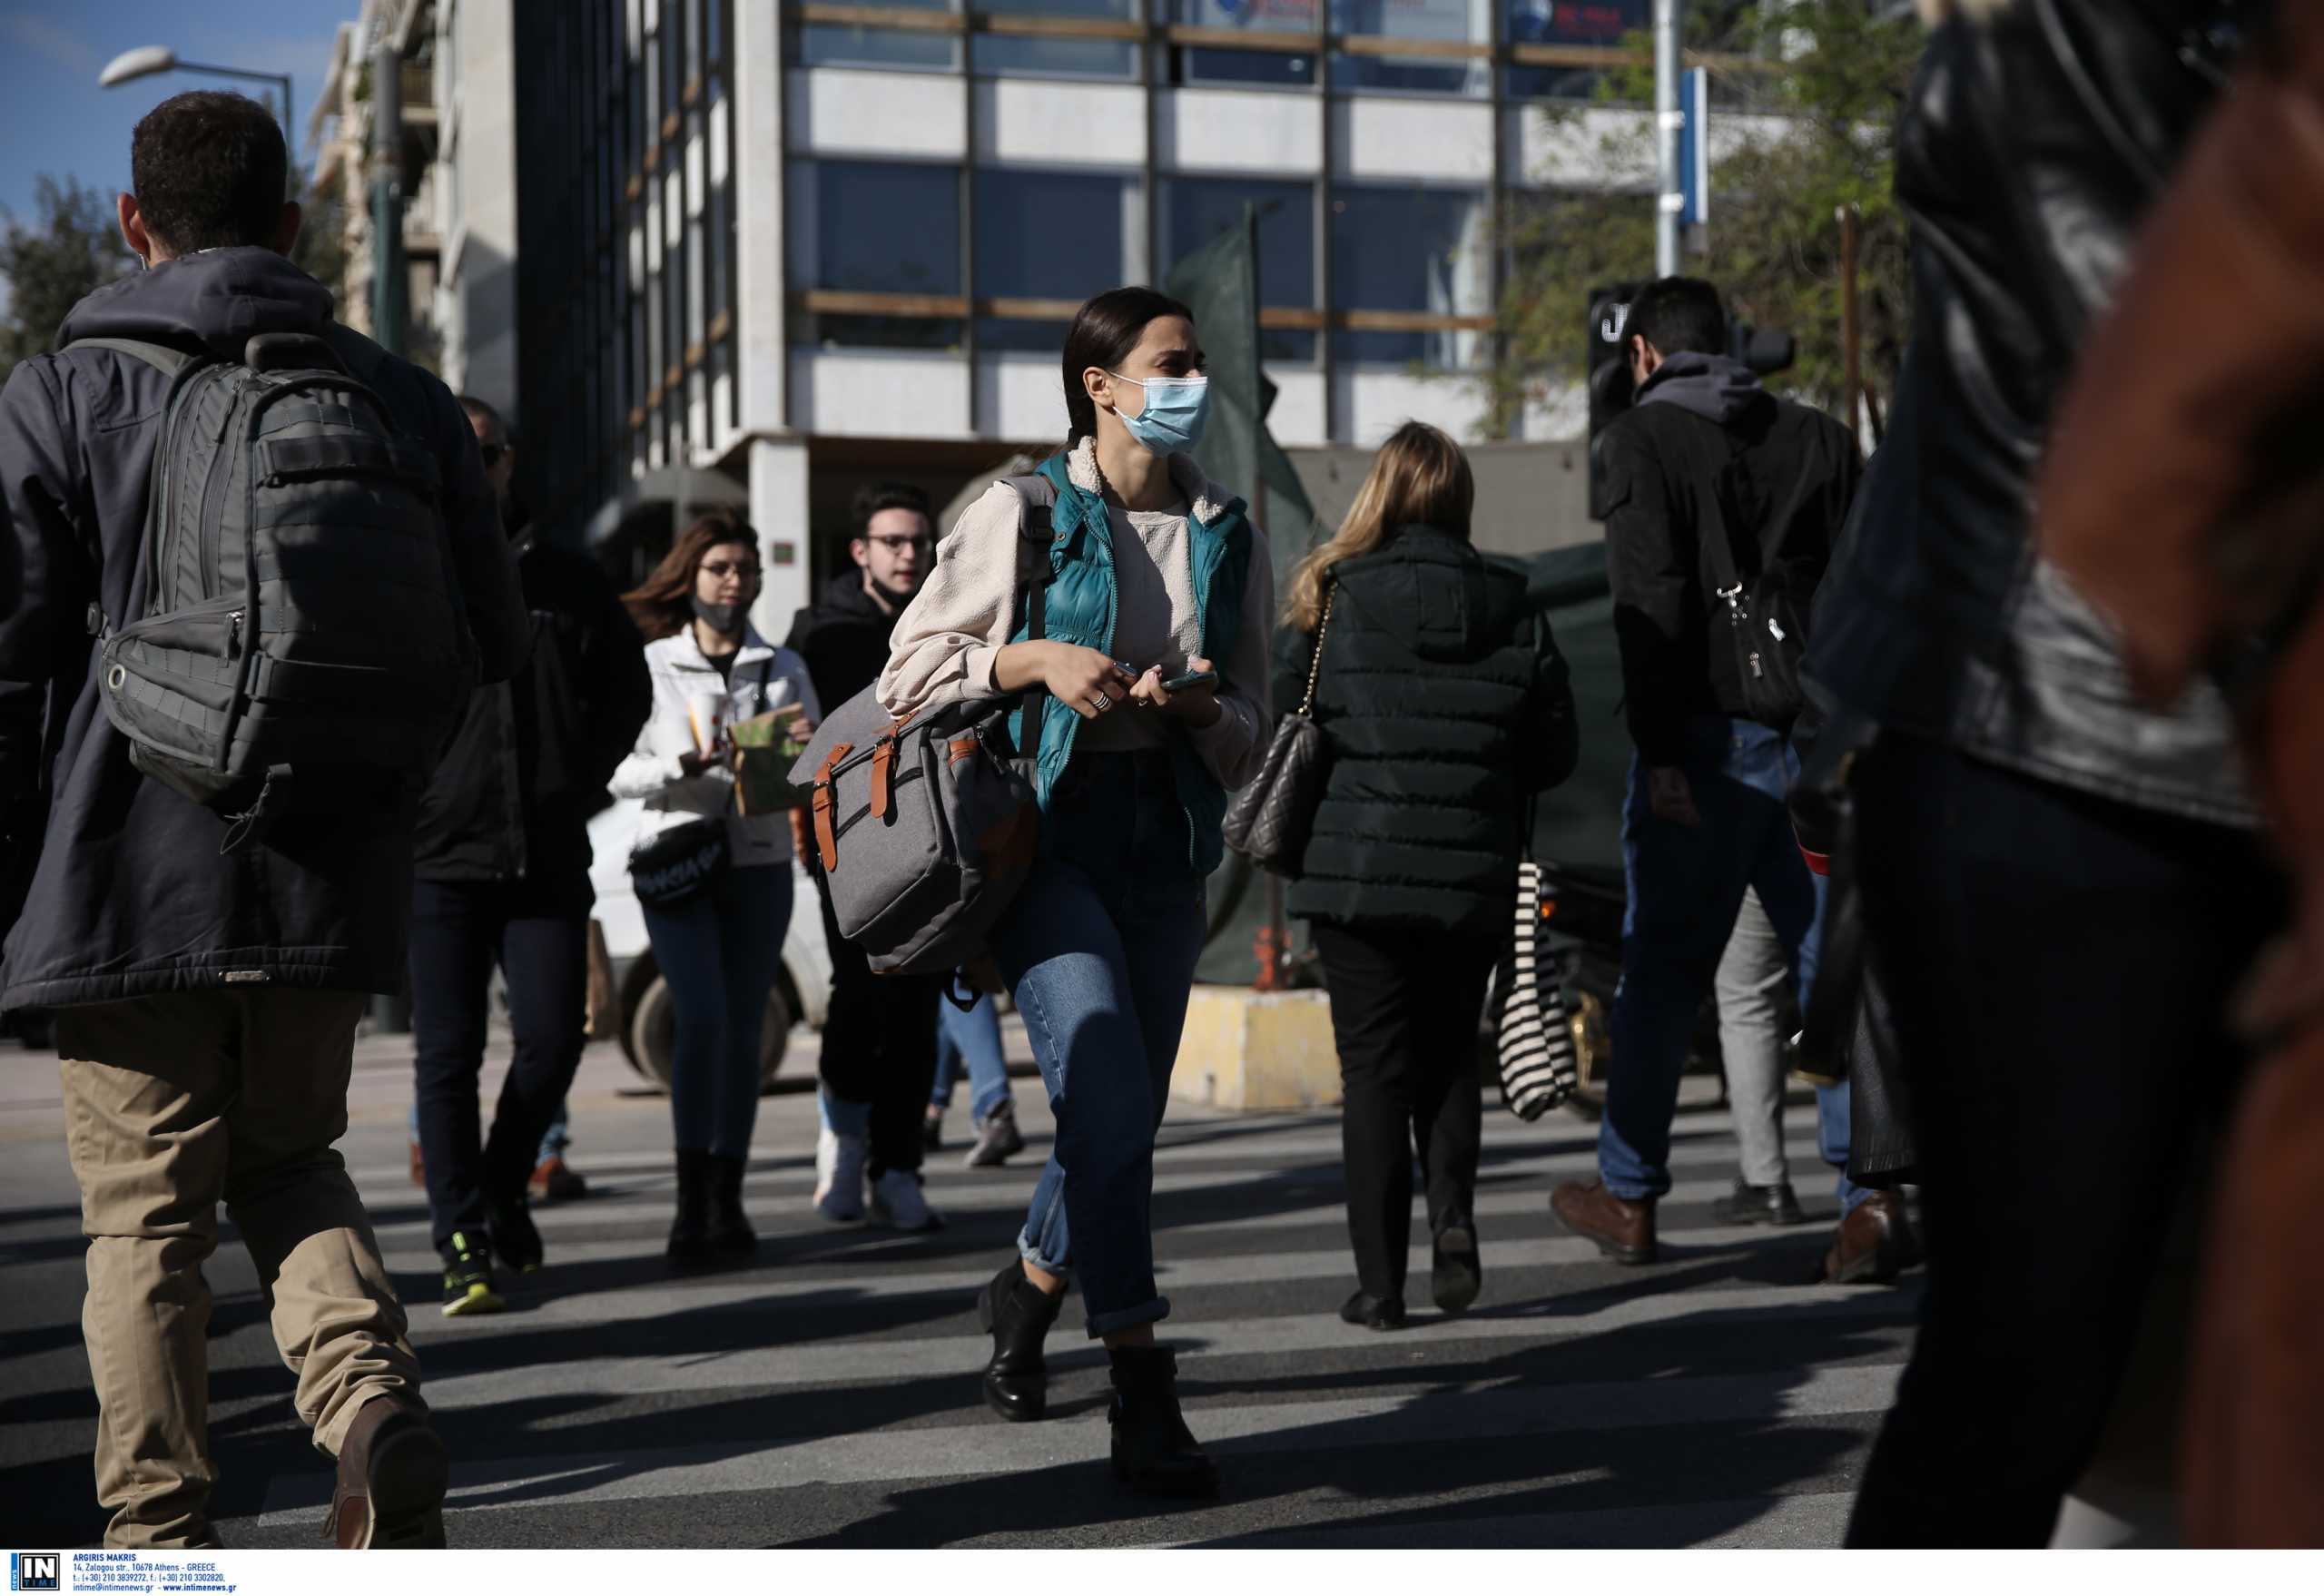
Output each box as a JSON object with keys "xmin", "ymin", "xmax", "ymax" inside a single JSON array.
[{"xmin": 57, "ymin": 990, "xmax": 423, "ymax": 1548}]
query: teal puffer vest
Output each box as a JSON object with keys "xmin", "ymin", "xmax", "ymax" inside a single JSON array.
[{"xmin": 1005, "ymin": 450, "xmax": 1253, "ymax": 876}]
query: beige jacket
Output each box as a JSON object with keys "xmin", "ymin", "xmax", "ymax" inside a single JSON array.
[{"xmin": 879, "ymin": 438, "xmax": 1275, "ymax": 789}]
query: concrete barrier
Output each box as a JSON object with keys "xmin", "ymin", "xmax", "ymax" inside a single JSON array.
[{"xmin": 1170, "ymin": 986, "xmax": 1343, "ymax": 1112}]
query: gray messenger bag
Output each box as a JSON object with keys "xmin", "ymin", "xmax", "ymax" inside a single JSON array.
[{"xmin": 785, "ymin": 474, "xmax": 1057, "ymax": 975}]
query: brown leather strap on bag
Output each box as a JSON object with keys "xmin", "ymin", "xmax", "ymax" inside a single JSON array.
[
  {"xmin": 812, "ymin": 742, "xmax": 853, "ymax": 872},
  {"xmin": 869, "ymin": 738, "xmax": 895, "ymax": 822}
]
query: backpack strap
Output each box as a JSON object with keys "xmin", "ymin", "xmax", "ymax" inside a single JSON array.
[
  {"xmin": 1002, "ymin": 472, "xmax": 1059, "ymax": 766},
  {"xmin": 62, "ymin": 337, "xmax": 201, "ymax": 377}
]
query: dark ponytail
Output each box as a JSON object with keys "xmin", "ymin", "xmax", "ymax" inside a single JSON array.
[{"xmin": 1060, "ymin": 286, "xmax": 1196, "ymax": 448}]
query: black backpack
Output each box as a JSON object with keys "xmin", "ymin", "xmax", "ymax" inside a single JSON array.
[{"xmin": 71, "ymin": 332, "xmax": 476, "ymax": 852}]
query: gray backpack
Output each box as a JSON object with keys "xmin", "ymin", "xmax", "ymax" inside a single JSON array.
[
  {"xmin": 72, "ymin": 332, "xmax": 475, "ymax": 852},
  {"xmin": 787, "ymin": 473, "xmax": 1056, "ymax": 976}
]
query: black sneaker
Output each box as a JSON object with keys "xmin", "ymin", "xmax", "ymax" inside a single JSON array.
[
  {"xmin": 487, "ymin": 1196, "xmax": 544, "ymax": 1274},
  {"xmin": 439, "ymin": 1231, "xmax": 507, "ymax": 1317},
  {"xmin": 1711, "ymin": 1179, "xmax": 1806, "ymax": 1228}
]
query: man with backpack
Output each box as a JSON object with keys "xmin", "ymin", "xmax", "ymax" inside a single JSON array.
[
  {"xmin": 1548, "ymin": 278, "xmax": 1899, "ymax": 1277},
  {"xmin": 408, "ymin": 395, "xmax": 650, "ymax": 1315},
  {"xmin": 0, "ymin": 94, "xmax": 527, "ymax": 1548}
]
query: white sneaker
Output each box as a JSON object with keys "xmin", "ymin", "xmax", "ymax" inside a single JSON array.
[
  {"xmin": 869, "ymin": 1168, "xmax": 943, "ymax": 1233},
  {"xmin": 813, "ymin": 1127, "xmax": 867, "ymax": 1223}
]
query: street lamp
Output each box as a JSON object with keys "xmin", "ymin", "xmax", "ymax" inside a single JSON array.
[{"xmin": 98, "ymin": 46, "xmax": 296, "ymax": 166}]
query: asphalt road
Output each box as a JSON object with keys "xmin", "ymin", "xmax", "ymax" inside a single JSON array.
[{"xmin": 0, "ymin": 1020, "xmax": 1920, "ymax": 1549}]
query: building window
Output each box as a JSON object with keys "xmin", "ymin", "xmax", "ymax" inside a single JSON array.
[
  {"xmin": 1171, "ymin": 0, "xmax": 1319, "ymax": 88},
  {"xmin": 1331, "ymin": 0, "xmax": 1491, "ymax": 97},
  {"xmin": 1157, "ymin": 176, "xmax": 1317, "ymax": 364},
  {"xmin": 801, "ymin": 6, "xmax": 961, "ymax": 74},
  {"xmin": 1329, "ymin": 183, "xmax": 1490, "ymax": 366},
  {"xmin": 974, "ymin": 167, "xmax": 1137, "ymax": 353},
  {"xmin": 1505, "ymin": 0, "xmax": 1644, "ymax": 101},
  {"xmin": 787, "ymin": 160, "xmax": 964, "ymax": 349},
  {"xmin": 974, "ymin": 0, "xmax": 1138, "ymax": 81}
]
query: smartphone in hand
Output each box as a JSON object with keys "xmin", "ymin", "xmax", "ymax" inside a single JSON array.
[{"xmin": 1160, "ymin": 667, "xmax": 1219, "ymax": 694}]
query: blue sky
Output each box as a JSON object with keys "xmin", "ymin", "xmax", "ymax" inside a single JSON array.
[{"xmin": 0, "ymin": 1, "xmax": 349, "ymax": 228}]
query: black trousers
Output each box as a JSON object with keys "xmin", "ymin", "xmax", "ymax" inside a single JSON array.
[
  {"xmin": 1846, "ymin": 735, "xmax": 2283, "ymax": 1548},
  {"xmin": 1312, "ymin": 921, "xmax": 1498, "ymax": 1303},
  {"xmin": 410, "ymin": 876, "xmax": 592, "ymax": 1255},
  {"xmin": 813, "ymin": 876, "xmax": 943, "ymax": 1177}
]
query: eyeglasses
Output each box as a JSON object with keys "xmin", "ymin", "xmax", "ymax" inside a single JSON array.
[
  {"xmin": 700, "ymin": 559, "xmax": 762, "ymax": 580},
  {"xmin": 866, "ymin": 534, "xmax": 931, "ymax": 555}
]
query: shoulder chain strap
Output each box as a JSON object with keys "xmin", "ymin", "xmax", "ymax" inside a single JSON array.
[{"xmin": 1298, "ymin": 581, "xmax": 1338, "ymax": 717}]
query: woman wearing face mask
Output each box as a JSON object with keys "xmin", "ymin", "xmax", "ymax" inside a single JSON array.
[
  {"xmin": 614, "ymin": 511, "xmax": 821, "ymax": 1264},
  {"xmin": 880, "ymin": 287, "xmax": 1274, "ymax": 1497}
]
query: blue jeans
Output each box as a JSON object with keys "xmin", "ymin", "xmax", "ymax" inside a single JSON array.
[
  {"xmin": 1602, "ymin": 715, "xmax": 1865, "ymax": 1209},
  {"xmin": 640, "ymin": 863, "xmax": 792, "ymax": 1159},
  {"xmin": 930, "ymin": 993, "xmax": 1011, "ymax": 1123},
  {"xmin": 992, "ymin": 752, "xmax": 1208, "ymax": 1339}
]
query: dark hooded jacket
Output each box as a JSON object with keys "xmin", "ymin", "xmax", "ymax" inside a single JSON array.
[
  {"xmin": 1273, "ymin": 527, "xmax": 1578, "ymax": 940},
  {"xmin": 784, "ymin": 568, "xmax": 901, "ymax": 716},
  {"xmin": 411, "ymin": 529, "xmax": 652, "ymax": 891},
  {"xmin": 0, "ymin": 248, "xmax": 527, "ymax": 1010},
  {"xmin": 1600, "ymin": 352, "xmax": 1859, "ymax": 765},
  {"xmin": 1804, "ymin": 0, "xmax": 2260, "ymax": 828}
]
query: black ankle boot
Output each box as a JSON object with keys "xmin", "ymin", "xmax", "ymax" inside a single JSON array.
[
  {"xmin": 707, "ymin": 1153, "xmax": 756, "ymax": 1256},
  {"xmin": 1107, "ymin": 1344, "xmax": 1218, "ymax": 1498},
  {"xmin": 667, "ymin": 1148, "xmax": 713, "ymax": 1262},
  {"xmin": 976, "ymin": 1259, "xmax": 1062, "ymax": 1422}
]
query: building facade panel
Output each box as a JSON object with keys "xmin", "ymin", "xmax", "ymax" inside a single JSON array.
[
  {"xmin": 794, "ymin": 350, "xmax": 975, "ymax": 439},
  {"xmin": 786, "ymin": 66, "xmax": 970, "ymax": 162},
  {"xmin": 976, "ymin": 78, "xmax": 1148, "ymax": 169},
  {"xmin": 1334, "ymin": 97, "xmax": 1495, "ymax": 184},
  {"xmin": 1155, "ymin": 88, "xmax": 1324, "ymax": 178}
]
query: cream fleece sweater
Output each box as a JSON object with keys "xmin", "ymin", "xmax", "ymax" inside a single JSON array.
[{"xmin": 878, "ymin": 438, "xmax": 1275, "ymax": 790}]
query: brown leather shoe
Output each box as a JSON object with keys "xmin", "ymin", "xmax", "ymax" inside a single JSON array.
[
  {"xmin": 1822, "ymin": 1192, "xmax": 1923, "ymax": 1286},
  {"xmin": 529, "ymin": 1156, "xmax": 587, "ymax": 1205},
  {"xmin": 1550, "ymin": 1179, "xmax": 1658, "ymax": 1265},
  {"xmin": 326, "ymin": 1398, "xmax": 448, "ymax": 1549}
]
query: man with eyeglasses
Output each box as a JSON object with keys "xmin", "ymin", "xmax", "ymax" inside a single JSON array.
[
  {"xmin": 405, "ymin": 396, "xmax": 652, "ymax": 1312},
  {"xmin": 783, "ymin": 482, "xmax": 957, "ymax": 1229}
]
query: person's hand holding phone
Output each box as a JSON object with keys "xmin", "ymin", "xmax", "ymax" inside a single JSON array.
[{"xmin": 1130, "ymin": 656, "xmax": 1222, "ymax": 728}]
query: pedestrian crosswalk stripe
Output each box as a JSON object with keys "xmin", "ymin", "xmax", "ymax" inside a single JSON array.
[{"xmin": 251, "ymin": 1362, "xmax": 1903, "ymax": 1522}]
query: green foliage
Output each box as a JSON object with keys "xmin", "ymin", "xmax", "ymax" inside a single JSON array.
[
  {"xmin": 290, "ymin": 176, "xmax": 353, "ymax": 314},
  {"xmin": 0, "ymin": 177, "xmax": 135, "ymax": 391},
  {"xmin": 1490, "ymin": 0, "xmax": 1924, "ymax": 434}
]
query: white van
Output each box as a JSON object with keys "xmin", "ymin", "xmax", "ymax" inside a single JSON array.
[{"xmin": 587, "ymin": 798, "xmax": 832, "ymax": 1091}]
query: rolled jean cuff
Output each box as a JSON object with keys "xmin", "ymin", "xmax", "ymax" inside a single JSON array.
[
  {"xmin": 1085, "ymin": 1294, "xmax": 1170, "ymax": 1341},
  {"xmin": 1602, "ymin": 1175, "xmax": 1668, "ymax": 1203},
  {"xmin": 1017, "ymin": 1231, "xmax": 1069, "ymax": 1282}
]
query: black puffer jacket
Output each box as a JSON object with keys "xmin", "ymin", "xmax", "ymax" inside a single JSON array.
[
  {"xmin": 412, "ymin": 534, "xmax": 651, "ymax": 889},
  {"xmin": 1274, "ymin": 527, "xmax": 1578, "ymax": 939},
  {"xmin": 0, "ymin": 249, "xmax": 527, "ymax": 1010},
  {"xmin": 1805, "ymin": 0, "xmax": 2261, "ymax": 829}
]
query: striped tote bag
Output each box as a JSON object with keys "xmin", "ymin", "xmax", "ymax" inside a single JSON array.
[{"xmin": 1495, "ymin": 859, "xmax": 1579, "ymax": 1119}]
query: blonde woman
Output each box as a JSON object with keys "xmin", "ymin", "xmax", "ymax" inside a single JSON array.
[{"xmin": 1275, "ymin": 422, "xmax": 1577, "ymax": 1330}]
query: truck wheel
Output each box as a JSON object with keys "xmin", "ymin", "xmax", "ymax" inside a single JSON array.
[{"xmin": 626, "ymin": 975, "xmax": 796, "ymax": 1096}]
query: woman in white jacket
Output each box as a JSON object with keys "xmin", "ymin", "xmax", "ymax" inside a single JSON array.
[{"xmin": 612, "ymin": 511, "xmax": 820, "ymax": 1263}]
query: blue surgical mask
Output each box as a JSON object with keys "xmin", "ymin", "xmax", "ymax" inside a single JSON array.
[{"xmin": 1108, "ymin": 371, "xmax": 1210, "ymax": 456}]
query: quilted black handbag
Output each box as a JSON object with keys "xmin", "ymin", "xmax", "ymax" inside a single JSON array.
[{"xmin": 1223, "ymin": 582, "xmax": 1338, "ymax": 876}]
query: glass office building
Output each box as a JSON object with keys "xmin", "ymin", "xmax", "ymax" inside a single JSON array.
[{"xmin": 508, "ymin": 0, "xmax": 1722, "ymax": 620}]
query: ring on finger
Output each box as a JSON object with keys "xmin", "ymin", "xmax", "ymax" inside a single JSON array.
[{"xmin": 1091, "ymin": 691, "xmax": 1113, "ymax": 712}]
